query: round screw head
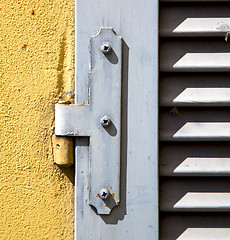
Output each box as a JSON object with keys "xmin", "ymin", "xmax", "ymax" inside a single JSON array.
[
  {"xmin": 101, "ymin": 42, "xmax": 111, "ymax": 54},
  {"xmin": 100, "ymin": 115, "xmax": 111, "ymax": 128},
  {"xmin": 99, "ymin": 188, "xmax": 110, "ymax": 200}
]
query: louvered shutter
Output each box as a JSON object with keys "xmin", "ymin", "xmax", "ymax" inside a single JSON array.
[{"xmin": 160, "ymin": 1, "xmax": 230, "ymax": 239}]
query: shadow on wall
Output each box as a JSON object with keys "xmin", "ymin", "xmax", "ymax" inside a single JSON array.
[{"xmin": 59, "ymin": 164, "xmax": 75, "ymax": 186}]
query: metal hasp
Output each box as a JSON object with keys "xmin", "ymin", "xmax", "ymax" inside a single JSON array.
[{"xmin": 55, "ymin": 28, "xmax": 122, "ymax": 215}]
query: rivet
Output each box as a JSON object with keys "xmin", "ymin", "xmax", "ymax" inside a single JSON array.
[
  {"xmin": 100, "ymin": 115, "xmax": 111, "ymax": 128},
  {"xmin": 99, "ymin": 188, "xmax": 110, "ymax": 200},
  {"xmin": 101, "ymin": 42, "xmax": 111, "ymax": 54}
]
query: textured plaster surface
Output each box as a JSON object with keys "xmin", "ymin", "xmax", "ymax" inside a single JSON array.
[{"xmin": 0, "ymin": 0, "xmax": 75, "ymax": 239}]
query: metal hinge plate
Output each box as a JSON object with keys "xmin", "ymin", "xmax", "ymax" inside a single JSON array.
[{"xmin": 55, "ymin": 28, "xmax": 122, "ymax": 214}]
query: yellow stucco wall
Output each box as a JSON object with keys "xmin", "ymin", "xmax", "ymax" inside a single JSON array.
[{"xmin": 0, "ymin": 0, "xmax": 75, "ymax": 239}]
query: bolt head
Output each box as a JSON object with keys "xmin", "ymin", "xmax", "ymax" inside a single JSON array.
[
  {"xmin": 100, "ymin": 115, "xmax": 111, "ymax": 128},
  {"xmin": 99, "ymin": 188, "xmax": 110, "ymax": 200},
  {"xmin": 101, "ymin": 42, "xmax": 111, "ymax": 54}
]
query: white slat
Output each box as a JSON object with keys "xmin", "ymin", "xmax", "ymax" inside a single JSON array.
[
  {"xmin": 163, "ymin": 88, "xmax": 230, "ymax": 106},
  {"xmin": 160, "ymin": 3, "xmax": 230, "ymax": 37},
  {"xmin": 173, "ymin": 53, "xmax": 230, "ymax": 71},
  {"xmin": 162, "ymin": 158, "xmax": 230, "ymax": 176},
  {"xmin": 160, "ymin": 40, "xmax": 230, "ymax": 72},
  {"xmin": 160, "ymin": 179, "xmax": 230, "ymax": 212},
  {"xmin": 161, "ymin": 18, "xmax": 230, "ymax": 37},
  {"xmin": 160, "ymin": 143, "xmax": 230, "ymax": 176},
  {"xmin": 172, "ymin": 193, "xmax": 230, "ymax": 211},
  {"xmin": 172, "ymin": 18, "xmax": 230, "ymax": 36},
  {"xmin": 176, "ymin": 228, "xmax": 230, "ymax": 240},
  {"xmin": 160, "ymin": 74, "xmax": 230, "ymax": 106},
  {"xmin": 162, "ymin": 122, "xmax": 230, "ymax": 141},
  {"xmin": 160, "ymin": 1, "xmax": 230, "ymax": 38},
  {"xmin": 174, "ymin": 122, "xmax": 230, "ymax": 140},
  {"xmin": 160, "ymin": 109, "xmax": 230, "ymax": 141},
  {"xmin": 160, "ymin": 1, "xmax": 230, "ymax": 238},
  {"xmin": 160, "ymin": 214, "xmax": 230, "ymax": 240}
]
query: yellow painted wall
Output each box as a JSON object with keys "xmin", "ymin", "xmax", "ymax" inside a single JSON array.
[{"xmin": 0, "ymin": 0, "xmax": 75, "ymax": 239}]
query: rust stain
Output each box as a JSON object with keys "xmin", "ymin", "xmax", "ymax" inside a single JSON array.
[
  {"xmin": 96, "ymin": 193, "xmax": 100, "ymax": 198},
  {"xmin": 170, "ymin": 107, "xmax": 179, "ymax": 117}
]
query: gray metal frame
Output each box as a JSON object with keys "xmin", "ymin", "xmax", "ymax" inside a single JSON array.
[{"xmin": 75, "ymin": 0, "xmax": 159, "ymax": 239}]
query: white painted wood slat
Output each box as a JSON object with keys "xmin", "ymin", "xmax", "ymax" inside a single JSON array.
[
  {"xmin": 162, "ymin": 18, "xmax": 230, "ymax": 37},
  {"xmin": 174, "ymin": 53, "xmax": 230, "ymax": 71},
  {"xmin": 164, "ymin": 157, "xmax": 230, "ymax": 176},
  {"xmin": 160, "ymin": 74, "xmax": 230, "ymax": 106},
  {"xmin": 160, "ymin": 39, "xmax": 230, "ymax": 72},
  {"xmin": 172, "ymin": 18, "xmax": 230, "ymax": 36},
  {"xmin": 176, "ymin": 228, "xmax": 230, "ymax": 240},
  {"xmin": 160, "ymin": 143, "xmax": 230, "ymax": 176},
  {"xmin": 163, "ymin": 87, "xmax": 230, "ymax": 106},
  {"xmin": 159, "ymin": 1, "xmax": 230, "ymax": 239},
  {"xmin": 160, "ymin": 179, "xmax": 230, "ymax": 212},
  {"xmin": 173, "ymin": 122, "xmax": 230, "ymax": 140},
  {"xmin": 160, "ymin": 214, "xmax": 230, "ymax": 240},
  {"xmin": 160, "ymin": 109, "xmax": 230, "ymax": 141},
  {"xmin": 173, "ymin": 193, "xmax": 230, "ymax": 211},
  {"xmin": 160, "ymin": 3, "xmax": 230, "ymax": 37}
]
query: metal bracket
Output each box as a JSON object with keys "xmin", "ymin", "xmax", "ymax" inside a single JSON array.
[{"xmin": 55, "ymin": 28, "xmax": 122, "ymax": 214}]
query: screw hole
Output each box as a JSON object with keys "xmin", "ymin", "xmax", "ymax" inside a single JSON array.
[{"xmin": 56, "ymin": 144, "xmax": 61, "ymax": 149}]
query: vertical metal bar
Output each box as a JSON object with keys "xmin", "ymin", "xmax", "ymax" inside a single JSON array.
[{"xmin": 75, "ymin": 0, "xmax": 159, "ymax": 239}]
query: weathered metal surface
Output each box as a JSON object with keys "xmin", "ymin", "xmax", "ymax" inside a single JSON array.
[
  {"xmin": 52, "ymin": 135, "xmax": 74, "ymax": 167},
  {"xmin": 99, "ymin": 188, "xmax": 110, "ymax": 200},
  {"xmin": 75, "ymin": 0, "xmax": 158, "ymax": 238},
  {"xmin": 55, "ymin": 28, "xmax": 122, "ymax": 215},
  {"xmin": 55, "ymin": 104, "xmax": 91, "ymax": 136}
]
